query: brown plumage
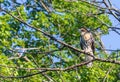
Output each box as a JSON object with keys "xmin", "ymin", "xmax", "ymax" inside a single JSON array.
[{"xmin": 80, "ymin": 28, "xmax": 95, "ymax": 67}]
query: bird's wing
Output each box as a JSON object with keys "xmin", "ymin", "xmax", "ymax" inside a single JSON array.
[
  {"xmin": 91, "ymin": 38, "xmax": 95, "ymax": 53},
  {"xmin": 80, "ymin": 36, "xmax": 84, "ymax": 50}
]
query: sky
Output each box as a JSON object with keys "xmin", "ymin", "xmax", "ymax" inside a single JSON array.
[{"xmin": 101, "ymin": 0, "xmax": 120, "ymax": 50}]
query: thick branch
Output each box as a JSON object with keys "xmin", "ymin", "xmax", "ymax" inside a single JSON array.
[
  {"xmin": 1, "ymin": 9, "xmax": 95, "ymax": 58},
  {"xmin": 0, "ymin": 70, "xmax": 46, "ymax": 79},
  {"xmin": 1, "ymin": 8, "xmax": 120, "ymax": 65},
  {"xmin": 0, "ymin": 57, "xmax": 120, "ymax": 78},
  {"xmin": 1, "ymin": 57, "xmax": 120, "ymax": 71}
]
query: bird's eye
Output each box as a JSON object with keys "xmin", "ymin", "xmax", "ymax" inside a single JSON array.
[{"xmin": 81, "ymin": 30, "xmax": 84, "ymax": 31}]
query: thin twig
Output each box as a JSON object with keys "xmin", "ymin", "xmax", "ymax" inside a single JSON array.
[
  {"xmin": 103, "ymin": 65, "xmax": 114, "ymax": 82},
  {"xmin": 103, "ymin": 0, "xmax": 120, "ymax": 22},
  {"xmin": 1, "ymin": 9, "xmax": 95, "ymax": 58},
  {"xmin": 38, "ymin": 0, "xmax": 51, "ymax": 13}
]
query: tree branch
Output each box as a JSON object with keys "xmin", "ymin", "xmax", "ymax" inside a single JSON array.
[
  {"xmin": 0, "ymin": 70, "xmax": 46, "ymax": 79},
  {"xmin": 95, "ymin": 57, "xmax": 120, "ymax": 65},
  {"xmin": 1, "ymin": 8, "xmax": 95, "ymax": 58},
  {"xmin": 103, "ymin": 0, "xmax": 120, "ymax": 22},
  {"xmin": 1, "ymin": 57, "xmax": 120, "ymax": 71},
  {"xmin": 1, "ymin": 8, "xmax": 120, "ymax": 65},
  {"xmin": 103, "ymin": 65, "xmax": 114, "ymax": 82},
  {"xmin": 0, "ymin": 56, "xmax": 120, "ymax": 79}
]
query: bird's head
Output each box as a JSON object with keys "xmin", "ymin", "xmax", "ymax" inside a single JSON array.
[
  {"xmin": 79, "ymin": 27, "xmax": 88, "ymax": 35},
  {"xmin": 80, "ymin": 28, "xmax": 88, "ymax": 32}
]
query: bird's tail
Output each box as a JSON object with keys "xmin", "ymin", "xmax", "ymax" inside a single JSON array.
[
  {"xmin": 86, "ymin": 55, "xmax": 93, "ymax": 67},
  {"xmin": 85, "ymin": 47, "xmax": 94, "ymax": 67}
]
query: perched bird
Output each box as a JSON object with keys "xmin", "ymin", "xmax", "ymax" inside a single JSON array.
[{"xmin": 79, "ymin": 28, "xmax": 95, "ymax": 67}]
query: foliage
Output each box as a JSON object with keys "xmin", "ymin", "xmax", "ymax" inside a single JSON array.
[{"xmin": 0, "ymin": 0, "xmax": 119, "ymax": 81}]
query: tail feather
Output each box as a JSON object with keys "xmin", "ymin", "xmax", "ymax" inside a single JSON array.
[
  {"xmin": 85, "ymin": 55, "xmax": 93, "ymax": 67},
  {"xmin": 85, "ymin": 46, "xmax": 94, "ymax": 67},
  {"xmin": 87, "ymin": 62, "xmax": 92, "ymax": 67}
]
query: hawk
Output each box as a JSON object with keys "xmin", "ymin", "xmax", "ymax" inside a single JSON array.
[{"xmin": 80, "ymin": 28, "xmax": 95, "ymax": 67}]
